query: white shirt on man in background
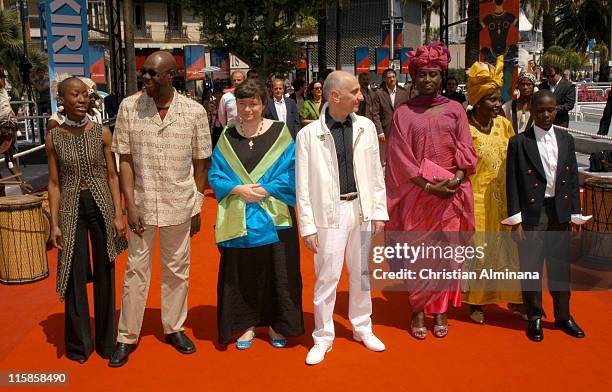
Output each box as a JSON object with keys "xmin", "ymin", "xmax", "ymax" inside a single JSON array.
[
  {"xmin": 218, "ymin": 91, "xmax": 237, "ymax": 127},
  {"xmin": 274, "ymin": 97, "xmax": 287, "ymax": 122}
]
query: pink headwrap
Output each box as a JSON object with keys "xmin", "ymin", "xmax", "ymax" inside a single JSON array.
[{"xmin": 408, "ymin": 42, "xmax": 451, "ymax": 79}]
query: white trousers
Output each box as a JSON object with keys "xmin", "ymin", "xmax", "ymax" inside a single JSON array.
[
  {"xmin": 312, "ymin": 199, "xmax": 373, "ymax": 346},
  {"xmin": 117, "ymin": 220, "xmax": 191, "ymax": 344}
]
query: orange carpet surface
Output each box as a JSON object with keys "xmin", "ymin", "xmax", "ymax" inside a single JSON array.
[{"xmin": 1, "ymin": 190, "xmax": 611, "ymax": 391}]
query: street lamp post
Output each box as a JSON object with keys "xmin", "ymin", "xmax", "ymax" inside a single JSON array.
[
  {"xmin": 301, "ymin": 42, "xmax": 311, "ymax": 83},
  {"xmin": 390, "ymin": 0, "xmax": 394, "ymax": 63}
]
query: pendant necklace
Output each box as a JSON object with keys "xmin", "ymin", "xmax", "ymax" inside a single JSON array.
[{"xmin": 238, "ymin": 119, "xmax": 265, "ymax": 149}]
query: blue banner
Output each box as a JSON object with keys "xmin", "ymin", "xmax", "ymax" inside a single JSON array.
[
  {"xmin": 400, "ymin": 47, "xmax": 413, "ymax": 74},
  {"xmin": 375, "ymin": 48, "xmax": 390, "ymax": 75},
  {"xmin": 354, "ymin": 47, "xmax": 369, "ymax": 74},
  {"xmin": 210, "ymin": 48, "xmax": 230, "ymax": 80},
  {"xmin": 89, "ymin": 46, "xmax": 105, "ymax": 85},
  {"xmin": 44, "ymin": 0, "xmax": 90, "ymax": 110},
  {"xmin": 185, "ymin": 45, "xmax": 207, "ymax": 81}
]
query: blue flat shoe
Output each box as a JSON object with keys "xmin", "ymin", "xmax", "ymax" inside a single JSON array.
[
  {"xmin": 235, "ymin": 330, "xmax": 255, "ymax": 350},
  {"xmin": 269, "ymin": 338, "xmax": 288, "ymax": 348},
  {"xmin": 235, "ymin": 339, "xmax": 254, "ymax": 350}
]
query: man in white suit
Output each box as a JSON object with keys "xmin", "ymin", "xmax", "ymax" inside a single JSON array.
[{"xmin": 296, "ymin": 71, "xmax": 388, "ymax": 365}]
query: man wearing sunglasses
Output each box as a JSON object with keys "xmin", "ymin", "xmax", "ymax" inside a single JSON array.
[
  {"xmin": 538, "ymin": 65, "xmax": 575, "ymax": 128},
  {"xmin": 109, "ymin": 51, "xmax": 212, "ymax": 367}
]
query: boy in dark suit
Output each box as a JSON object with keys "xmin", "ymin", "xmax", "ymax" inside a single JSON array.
[{"xmin": 504, "ymin": 90, "xmax": 589, "ymax": 342}]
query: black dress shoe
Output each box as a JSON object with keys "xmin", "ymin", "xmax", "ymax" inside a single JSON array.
[
  {"xmin": 108, "ymin": 343, "xmax": 134, "ymax": 368},
  {"xmin": 527, "ymin": 318, "xmax": 544, "ymax": 342},
  {"xmin": 554, "ymin": 317, "xmax": 585, "ymax": 338},
  {"xmin": 165, "ymin": 331, "xmax": 196, "ymax": 354},
  {"xmin": 66, "ymin": 355, "xmax": 87, "ymax": 364}
]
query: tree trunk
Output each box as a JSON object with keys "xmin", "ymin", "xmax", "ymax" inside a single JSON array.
[
  {"xmin": 599, "ymin": 18, "xmax": 611, "ymax": 82},
  {"xmin": 542, "ymin": 0, "xmax": 557, "ymax": 52},
  {"xmin": 335, "ymin": 0, "xmax": 341, "ymax": 70},
  {"xmin": 122, "ymin": 0, "xmax": 137, "ymax": 94},
  {"xmin": 425, "ymin": 8, "xmax": 431, "ymax": 44},
  {"xmin": 542, "ymin": 12, "xmax": 556, "ymax": 52},
  {"xmin": 465, "ymin": 0, "xmax": 480, "ymax": 68},
  {"xmin": 317, "ymin": 3, "xmax": 327, "ymax": 77}
]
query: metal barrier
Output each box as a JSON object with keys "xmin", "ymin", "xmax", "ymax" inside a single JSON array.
[
  {"xmin": 0, "ymin": 144, "xmax": 46, "ymax": 164},
  {"xmin": 572, "ymin": 82, "xmax": 610, "ymax": 122},
  {"xmin": 11, "ymin": 101, "xmax": 51, "ymax": 145}
]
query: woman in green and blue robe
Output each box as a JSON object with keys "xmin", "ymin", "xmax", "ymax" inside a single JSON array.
[{"xmin": 208, "ymin": 80, "xmax": 304, "ymax": 348}]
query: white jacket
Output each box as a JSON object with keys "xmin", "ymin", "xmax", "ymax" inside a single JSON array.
[{"xmin": 296, "ymin": 104, "xmax": 389, "ymax": 237}]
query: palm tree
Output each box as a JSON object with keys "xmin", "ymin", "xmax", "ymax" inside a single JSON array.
[
  {"xmin": 555, "ymin": 0, "xmax": 610, "ymax": 81},
  {"xmin": 122, "ymin": 0, "xmax": 137, "ymax": 94},
  {"xmin": 541, "ymin": 45, "xmax": 589, "ymax": 72},
  {"xmin": 521, "ymin": 0, "xmax": 558, "ymax": 51},
  {"xmin": 464, "ymin": 0, "xmax": 480, "ymax": 68},
  {"xmin": 0, "ymin": 9, "xmax": 47, "ymax": 96},
  {"xmin": 423, "ymin": 0, "xmax": 440, "ymax": 44}
]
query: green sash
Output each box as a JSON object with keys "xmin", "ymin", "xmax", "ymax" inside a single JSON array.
[{"xmin": 215, "ymin": 124, "xmax": 293, "ymax": 243}]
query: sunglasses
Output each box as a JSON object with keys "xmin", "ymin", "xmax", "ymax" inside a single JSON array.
[{"xmin": 140, "ymin": 67, "xmax": 172, "ymax": 78}]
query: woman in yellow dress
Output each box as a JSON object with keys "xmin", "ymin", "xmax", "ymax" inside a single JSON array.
[{"xmin": 462, "ymin": 57, "xmax": 525, "ymax": 324}]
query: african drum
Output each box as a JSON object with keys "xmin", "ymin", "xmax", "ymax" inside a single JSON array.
[
  {"xmin": 581, "ymin": 178, "xmax": 612, "ymax": 265},
  {"xmin": 0, "ymin": 195, "xmax": 49, "ymax": 283}
]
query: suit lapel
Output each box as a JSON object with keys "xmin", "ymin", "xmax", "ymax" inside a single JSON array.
[
  {"xmin": 393, "ymin": 89, "xmax": 407, "ymax": 109},
  {"xmin": 381, "ymin": 87, "xmax": 393, "ymax": 111},
  {"xmin": 554, "ymin": 128, "xmax": 568, "ymax": 179},
  {"xmin": 523, "ymin": 127, "xmax": 546, "ymax": 179},
  {"xmin": 553, "ymin": 79, "xmax": 565, "ymax": 98},
  {"xmin": 284, "ymin": 100, "xmax": 292, "ymax": 116},
  {"xmin": 269, "ymin": 100, "xmax": 279, "ymax": 120}
]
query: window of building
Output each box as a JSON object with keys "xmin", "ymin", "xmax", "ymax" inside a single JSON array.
[
  {"xmin": 134, "ymin": 3, "xmax": 145, "ymax": 28},
  {"xmin": 167, "ymin": 2, "xmax": 183, "ymax": 29}
]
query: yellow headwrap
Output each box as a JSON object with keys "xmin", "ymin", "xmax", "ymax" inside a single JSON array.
[{"xmin": 466, "ymin": 56, "xmax": 504, "ymax": 106}]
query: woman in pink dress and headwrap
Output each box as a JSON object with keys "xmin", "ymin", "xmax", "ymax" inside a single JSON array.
[{"xmin": 385, "ymin": 42, "xmax": 477, "ymax": 339}]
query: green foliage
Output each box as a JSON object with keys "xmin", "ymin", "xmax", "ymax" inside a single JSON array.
[
  {"xmin": 555, "ymin": 0, "xmax": 610, "ymax": 53},
  {"xmin": 184, "ymin": 0, "xmax": 320, "ymax": 78},
  {"xmin": 423, "ymin": 0, "xmax": 440, "ymax": 44},
  {"xmin": 0, "ymin": 10, "xmax": 47, "ymax": 96},
  {"xmin": 447, "ymin": 68, "xmax": 467, "ymax": 84},
  {"xmin": 541, "ymin": 45, "xmax": 588, "ymax": 72}
]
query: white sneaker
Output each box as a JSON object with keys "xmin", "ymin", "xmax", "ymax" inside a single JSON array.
[
  {"xmin": 354, "ymin": 333, "xmax": 386, "ymax": 352},
  {"xmin": 305, "ymin": 344, "xmax": 332, "ymax": 365}
]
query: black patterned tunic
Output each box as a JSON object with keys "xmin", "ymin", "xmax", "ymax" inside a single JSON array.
[{"xmin": 50, "ymin": 123, "xmax": 127, "ymax": 299}]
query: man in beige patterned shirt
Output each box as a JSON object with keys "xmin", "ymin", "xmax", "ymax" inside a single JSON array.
[{"xmin": 109, "ymin": 52, "xmax": 212, "ymax": 367}]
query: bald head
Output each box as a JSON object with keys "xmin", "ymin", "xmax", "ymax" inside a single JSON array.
[
  {"xmin": 142, "ymin": 51, "xmax": 176, "ymax": 98},
  {"xmin": 145, "ymin": 51, "xmax": 177, "ymax": 70},
  {"xmin": 324, "ymin": 71, "xmax": 363, "ymax": 118},
  {"xmin": 323, "ymin": 71, "xmax": 355, "ymax": 100}
]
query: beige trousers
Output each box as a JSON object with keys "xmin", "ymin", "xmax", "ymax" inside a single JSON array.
[{"xmin": 117, "ymin": 220, "xmax": 191, "ymax": 344}]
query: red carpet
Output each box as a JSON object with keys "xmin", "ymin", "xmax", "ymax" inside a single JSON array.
[{"xmin": 1, "ymin": 190, "xmax": 611, "ymax": 391}]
